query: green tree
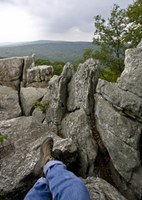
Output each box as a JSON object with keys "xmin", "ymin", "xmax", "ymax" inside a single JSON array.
[
  {"xmin": 82, "ymin": 48, "xmax": 95, "ymax": 60},
  {"xmin": 93, "ymin": 4, "xmax": 128, "ymax": 74},
  {"xmin": 125, "ymin": 0, "xmax": 142, "ymax": 47},
  {"xmin": 35, "ymin": 59, "xmax": 51, "ymax": 66}
]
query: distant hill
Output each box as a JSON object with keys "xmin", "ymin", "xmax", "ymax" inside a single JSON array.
[{"xmin": 0, "ymin": 40, "xmax": 97, "ymax": 63}]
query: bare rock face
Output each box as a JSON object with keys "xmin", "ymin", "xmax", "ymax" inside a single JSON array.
[
  {"xmin": 1, "ymin": 46, "xmax": 142, "ymax": 200},
  {"xmin": 0, "ymin": 117, "xmax": 49, "ymax": 192},
  {"xmin": 0, "ymin": 86, "xmax": 21, "ymax": 120},
  {"xmin": 0, "ymin": 57, "xmax": 24, "ymax": 90},
  {"xmin": 84, "ymin": 177, "xmax": 127, "ymax": 200},
  {"xmin": 137, "ymin": 40, "xmax": 142, "ymax": 48},
  {"xmin": 20, "ymin": 87, "xmax": 47, "ymax": 116},
  {"xmin": 27, "ymin": 65, "xmax": 53, "ymax": 87},
  {"xmin": 0, "ymin": 117, "xmax": 78, "ymax": 199},
  {"xmin": 21, "ymin": 55, "xmax": 35, "ymax": 87},
  {"xmin": 118, "ymin": 48, "xmax": 142, "ymax": 98},
  {"xmin": 95, "ymin": 94, "xmax": 141, "ymax": 181},
  {"xmin": 95, "ymin": 43, "xmax": 142, "ymax": 198},
  {"xmin": 67, "ymin": 58, "xmax": 99, "ymax": 115},
  {"xmin": 61, "ymin": 109, "xmax": 98, "ymax": 177},
  {"xmin": 44, "ymin": 63, "xmax": 74, "ymax": 133}
]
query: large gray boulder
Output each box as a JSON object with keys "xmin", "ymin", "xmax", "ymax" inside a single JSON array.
[
  {"xmin": 67, "ymin": 59, "xmax": 99, "ymax": 115},
  {"xmin": 85, "ymin": 177, "xmax": 127, "ymax": 200},
  {"xmin": 0, "ymin": 117, "xmax": 78, "ymax": 198},
  {"xmin": 0, "ymin": 57, "xmax": 24, "ymax": 90},
  {"xmin": 20, "ymin": 87, "xmax": 47, "ymax": 116},
  {"xmin": 0, "ymin": 117, "xmax": 49, "ymax": 193},
  {"xmin": 0, "ymin": 86, "xmax": 21, "ymax": 120},
  {"xmin": 95, "ymin": 94, "xmax": 141, "ymax": 181},
  {"xmin": 96, "ymin": 80, "xmax": 142, "ymax": 122},
  {"xmin": 95, "ymin": 43, "xmax": 142, "ymax": 198},
  {"xmin": 118, "ymin": 48, "xmax": 142, "ymax": 98},
  {"xmin": 44, "ymin": 63, "xmax": 74, "ymax": 133},
  {"xmin": 27, "ymin": 65, "xmax": 53, "ymax": 87},
  {"xmin": 61, "ymin": 109, "xmax": 98, "ymax": 177},
  {"xmin": 21, "ymin": 55, "xmax": 35, "ymax": 87}
]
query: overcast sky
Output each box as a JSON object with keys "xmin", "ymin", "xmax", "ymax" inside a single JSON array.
[{"xmin": 0, "ymin": 0, "xmax": 133, "ymax": 43}]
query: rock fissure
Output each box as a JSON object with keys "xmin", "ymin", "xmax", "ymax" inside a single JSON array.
[{"xmin": 17, "ymin": 59, "xmax": 25, "ymax": 116}]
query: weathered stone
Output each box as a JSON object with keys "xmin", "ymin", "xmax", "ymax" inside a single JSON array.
[
  {"xmin": 0, "ymin": 117, "xmax": 77, "ymax": 197},
  {"xmin": 27, "ymin": 67, "xmax": 40, "ymax": 83},
  {"xmin": 84, "ymin": 177, "xmax": 127, "ymax": 200},
  {"xmin": 95, "ymin": 44, "xmax": 142, "ymax": 199},
  {"xmin": 49, "ymin": 133, "xmax": 78, "ymax": 168},
  {"xmin": 137, "ymin": 41, "xmax": 142, "ymax": 48},
  {"xmin": 97, "ymin": 79, "xmax": 142, "ymax": 122},
  {"xmin": 27, "ymin": 65, "xmax": 53, "ymax": 87},
  {"xmin": 44, "ymin": 63, "xmax": 74, "ymax": 132},
  {"xmin": 0, "ymin": 57, "xmax": 24, "ymax": 90},
  {"xmin": 0, "ymin": 117, "xmax": 50, "ymax": 193},
  {"xmin": 61, "ymin": 108, "xmax": 98, "ymax": 177},
  {"xmin": 118, "ymin": 48, "xmax": 142, "ymax": 98},
  {"xmin": 95, "ymin": 94, "xmax": 141, "ymax": 181},
  {"xmin": 40, "ymin": 65, "xmax": 53, "ymax": 81},
  {"xmin": 0, "ymin": 86, "xmax": 21, "ymax": 120},
  {"xmin": 130, "ymin": 166, "xmax": 142, "ymax": 197},
  {"xmin": 67, "ymin": 58, "xmax": 99, "ymax": 115},
  {"xmin": 20, "ymin": 87, "xmax": 47, "ymax": 116},
  {"xmin": 32, "ymin": 109, "xmax": 46, "ymax": 123},
  {"xmin": 21, "ymin": 55, "xmax": 35, "ymax": 87}
]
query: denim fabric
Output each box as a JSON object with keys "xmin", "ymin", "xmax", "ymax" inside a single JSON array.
[
  {"xmin": 24, "ymin": 177, "xmax": 51, "ymax": 200},
  {"xmin": 24, "ymin": 161, "xmax": 90, "ymax": 200}
]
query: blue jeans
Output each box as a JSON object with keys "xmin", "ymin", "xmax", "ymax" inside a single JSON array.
[{"xmin": 24, "ymin": 161, "xmax": 90, "ymax": 200}]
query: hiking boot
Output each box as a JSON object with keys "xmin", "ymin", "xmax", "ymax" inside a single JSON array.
[{"xmin": 34, "ymin": 137, "xmax": 54, "ymax": 177}]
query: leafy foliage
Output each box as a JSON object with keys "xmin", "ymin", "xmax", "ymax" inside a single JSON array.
[
  {"xmin": 35, "ymin": 59, "xmax": 51, "ymax": 66},
  {"xmin": 34, "ymin": 100, "xmax": 49, "ymax": 113},
  {"xmin": 125, "ymin": 0, "xmax": 142, "ymax": 47},
  {"xmin": 92, "ymin": 2, "xmax": 142, "ymax": 82},
  {"xmin": 100, "ymin": 67, "xmax": 121, "ymax": 82},
  {"xmin": 0, "ymin": 134, "xmax": 7, "ymax": 144},
  {"xmin": 52, "ymin": 61, "xmax": 65, "ymax": 75},
  {"xmin": 93, "ymin": 4, "xmax": 128, "ymax": 74}
]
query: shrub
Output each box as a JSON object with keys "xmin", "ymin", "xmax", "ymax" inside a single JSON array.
[
  {"xmin": 100, "ymin": 67, "xmax": 121, "ymax": 82},
  {"xmin": 34, "ymin": 100, "xmax": 49, "ymax": 113},
  {"xmin": 0, "ymin": 134, "xmax": 7, "ymax": 144}
]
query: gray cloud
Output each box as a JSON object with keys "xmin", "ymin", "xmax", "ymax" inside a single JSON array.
[
  {"xmin": 0, "ymin": 0, "xmax": 134, "ymax": 41},
  {"xmin": 21, "ymin": 0, "xmax": 133, "ymax": 33}
]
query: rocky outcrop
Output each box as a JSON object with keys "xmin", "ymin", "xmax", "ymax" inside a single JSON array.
[
  {"xmin": 67, "ymin": 59, "xmax": 99, "ymax": 115},
  {"xmin": 0, "ymin": 41, "xmax": 142, "ymax": 200},
  {"xmin": 61, "ymin": 109, "xmax": 98, "ymax": 177},
  {"xmin": 0, "ymin": 55, "xmax": 53, "ymax": 90},
  {"xmin": 0, "ymin": 86, "xmax": 21, "ymax": 120},
  {"xmin": 20, "ymin": 87, "xmax": 47, "ymax": 116},
  {"xmin": 84, "ymin": 177, "xmax": 127, "ymax": 200},
  {"xmin": 44, "ymin": 63, "xmax": 74, "ymax": 133},
  {"xmin": 44, "ymin": 59, "xmax": 99, "ymax": 177},
  {"xmin": 0, "ymin": 117, "xmax": 77, "ymax": 198},
  {"xmin": 0, "ymin": 57, "xmax": 24, "ymax": 90},
  {"xmin": 27, "ymin": 65, "xmax": 53, "ymax": 87},
  {"xmin": 95, "ymin": 44, "xmax": 142, "ymax": 199}
]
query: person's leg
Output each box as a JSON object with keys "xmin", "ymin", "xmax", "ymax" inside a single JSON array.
[
  {"xmin": 44, "ymin": 161, "xmax": 91, "ymax": 200},
  {"xmin": 24, "ymin": 177, "xmax": 51, "ymax": 200}
]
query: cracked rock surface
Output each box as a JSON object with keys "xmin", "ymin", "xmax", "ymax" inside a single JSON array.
[{"xmin": 0, "ymin": 42, "xmax": 142, "ymax": 200}]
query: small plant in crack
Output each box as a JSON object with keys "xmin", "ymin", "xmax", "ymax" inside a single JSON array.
[
  {"xmin": 0, "ymin": 134, "xmax": 8, "ymax": 144},
  {"xmin": 34, "ymin": 100, "xmax": 49, "ymax": 113}
]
